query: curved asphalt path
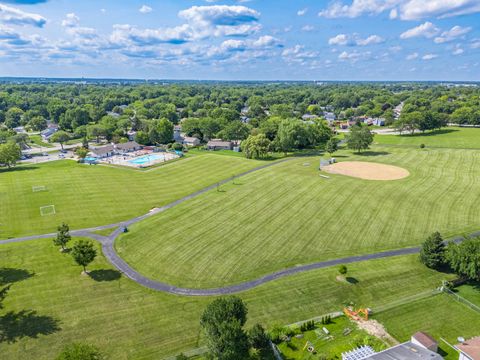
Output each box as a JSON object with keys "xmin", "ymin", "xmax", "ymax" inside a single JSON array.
[{"xmin": 1, "ymin": 158, "xmax": 478, "ymax": 296}]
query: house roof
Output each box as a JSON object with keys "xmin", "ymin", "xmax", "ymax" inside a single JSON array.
[
  {"xmin": 207, "ymin": 140, "xmax": 232, "ymax": 147},
  {"xmin": 90, "ymin": 144, "xmax": 114, "ymax": 156},
  {"xmin": 412, "ymin": 332, "xmax": 437, "ymax": 349},
  {"xmin": 183, "ymin": 136, "xmax": 200, "ymax": 143},
  {"xmin": 364, "ymin": 342, "xmax": 443, "ymax": 360},
  {"xmin": 116, "ymin": 141, "xmax": 140, "ymax": 151},
  {"xmin": 456, "ymin": 336, "xmax": 480, "ymax": 360}
]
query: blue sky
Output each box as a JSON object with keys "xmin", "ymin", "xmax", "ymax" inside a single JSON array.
[{"xmin": 0, "ymin": 0, "xmax": 479, "ymax": 80}]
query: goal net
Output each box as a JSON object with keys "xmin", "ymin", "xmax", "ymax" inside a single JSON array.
[
  {"xmin": 32, "ymin": 185, "xmax": 47, "ymax": 192},
  {"xmin": 40, "ymin": 205, "xmax": 56, "ymax": 216}
]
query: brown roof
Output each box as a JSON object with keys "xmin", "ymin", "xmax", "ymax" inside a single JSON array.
[
  {"xmin": 457, "ymin": 337, "xmax": 480, "ymax": 360},
  {"xmin": 412, "ymin": 332, "xmax": 437, "ymax": 348},
  {"xmin": 207, "ymin": 140, "xmax": 232, "ymax": 147},
  {"xmin": 90, "ymin": 144, "xmax": 114, "ymax": 156}
]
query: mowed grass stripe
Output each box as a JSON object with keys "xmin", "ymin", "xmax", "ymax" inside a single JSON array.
[
  {"xmin": 117, "ymin": 146, "xmax": 480, "ymax": 288},
  {"xmin": 0, "ymin": 154, "xmax": 263, "ymax": 238},
  {"xmin": 0, "ymin": 239, "xmax": 454, "ymax": 359}
]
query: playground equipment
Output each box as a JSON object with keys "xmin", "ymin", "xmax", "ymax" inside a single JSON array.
[
  {"xmin": 343, "ymin": 307, "xmax": 369, "ymax": 321},
  {"xmin": 303, "ymin": 341, "xmax": 316, "ymax": 353}
]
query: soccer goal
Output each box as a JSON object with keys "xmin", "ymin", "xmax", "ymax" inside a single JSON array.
[
  {"xmin": 40, "ymin": 205, "xmax": 56, "ymax": 216},
  {"xmin": 32, "ymin": 185, "xmax": 47, "ymax": 192}
]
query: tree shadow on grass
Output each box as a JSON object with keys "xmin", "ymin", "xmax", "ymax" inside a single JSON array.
[
  {"xmin": 0, "ymin": 310, "xmax": 60, "ymax": 343},
  {"xmin": 346, "ymin": 277, "xmax": 359, "ymax": 285},
  {"xmin": 357, "ymin": 151, "xmax": 390, "ymax": 157},
  {"xmin": 88, "ymin": 269, "xmax": 121, "ymax": 282},
  {"xmin": 0, "ymin": 268, "xmax": 35, "ymax": 286},
  {"xmin": 0, "ymin": 166, "xmax": 39, "ymax": 174}
]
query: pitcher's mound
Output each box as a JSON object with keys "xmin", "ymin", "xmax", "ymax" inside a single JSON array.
[{"xmin": 323, "ymin": 161, "xmax": 409, "ymax": 180}]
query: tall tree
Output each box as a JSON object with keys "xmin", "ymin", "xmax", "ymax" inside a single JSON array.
[
  {"xmin": 71, "ymin": 240, "xmax": 97, "ymax": 274},
  {"xmin": 419, "ymin": 232, "xmax": 446, "ymax": 270},
  {"xmin": 248, "ymin": 324, "xmax": 274, "ymax": 359},
  {"xmin": 346, "ymin": 125, "xmax": 373, "ymax": 153},
  {"xmin": 0, "ymin": 142, "xmax": 21, "ymax": 168},
  {"xmin": 50, "ymin": 131, "xmax": 71, "ymax": 150},
  {"xmin": 200, "ymin": 297, "xmax": 250, "ymax": 360},
  {"xmin": 242, "ymin": 134, "xmax": 271, "ymax": 159},
  {"xmin": 447, "ymin": 237, "xmax": 480, "ymax": 281},
  {"xmin": 325, "ymin": 137, "xmax": 339, "ymax": 156},
  {"xmin": 156, "ymin": 118, "xmax": 174, "ymax": 144}
]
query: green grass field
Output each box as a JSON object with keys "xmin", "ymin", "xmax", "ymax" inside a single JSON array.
[
  {"xmin": 28, "ymin": 134, "xmax": 54, "ymax": 148},
  {"xmin": 375, "ymin": 127, "xmax": 480, "ymax": 149},
  {"xmin": 116, "ymin": 145, "xmax": 480, "ymax": 287},
  {"xmin": 0, "ymin": 154, "xmax": 263, "ymax": 238},
  {"xmin": 454, "ymin": 282, "xmax": 480, "ymax": 306},
  {"xmin": 374, "ymin": 293, "xmax": 480, "ymax": 360},
  {"xmin": 0, "ymin": 238, "xmax": 452, "ymax": 359}
]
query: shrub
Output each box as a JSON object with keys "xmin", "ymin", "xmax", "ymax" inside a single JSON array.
[
  {"xmin": 55, "ymin": 343, "xmax": 104, "ymax": 360},
  {"xmin": 338, "ymin": 265, "xmax": 348, "ymax": 275},
  {"xmin": 420, "ymin": 143, "xmax": 425, "ymax": 148}
]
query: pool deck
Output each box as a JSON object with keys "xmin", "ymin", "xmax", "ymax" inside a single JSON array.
[{"xmin": 95, "ymin": 151, "xmax": 180, "ymax": 168}]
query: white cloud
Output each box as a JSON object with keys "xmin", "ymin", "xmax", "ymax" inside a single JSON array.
[
  {"xmin": 406, "ymin": 52, "xmax": 418, "ymax": 60},
  {"xmin": 338, "ymin": 50, "xmax": 371, "ymax": 62},
  {"xmin": 252, "ymin": 35, "xmax": 281, "ymax": 48},
  {"xmin": 453, "ymin": 48, "xmax": 464, "ymax": 55},
  {"xmin": 62, "ymin": 13, "xmax": 80, "ymax": 27},
  {"xmin": 0, "ymin": 3, "xmax": 47, "ymax": 27},
  {"xmin": 422, "ymin": 53, "xmax": 437, "ymax": 60},
  {"xmin": 328, "ymin": 33, "xmax": 384, "ymax": 46},
  {"xmin": 297, "ymin": 8, "xmax": 308, "ymax": 16},
  {"xmin": 139, "ymin": 5, "xmax": 153, "ymax": 14},
  {"xmin": 318, "ymin": 0, "xmax": 480, "ymax": 20},
  {"xmin": 434, "ymin": 25, "xmax": 471, "ymax": 44},
  {"xmin": 328, "ymin": 34, "xmax": 349, "ymax": 45},
  {"xmin": 400, "ymin": 22, "xmax": 439, "ymax": 39},
  {"xmin": 356, "ymin": 34, "xmax": 384, "ymax": 46},
  {"xmin": 471, "ymin": 40, "xmax": 480, "ymax": 49},
  {"xmin": 301, "ymin": 25, "xmax": 314, "ymax": 32}
]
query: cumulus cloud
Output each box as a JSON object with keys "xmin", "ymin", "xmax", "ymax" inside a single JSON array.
[
  {"xmin": 406, "ymin": 52, "xmax": 418, "ymax": 60},
  {"xmin": 319, "ymin": 0, "xmax": 480, "ymax": 20},
  {"xmin": 422, "ymin": 53, "xmax": 437, "ymax": 60},
  {"xmin": 0, "ymin": 3, "xmax": 47, "ymax": 27},
  {"xmin": 179, "ymin": 5, "xmax": 259, "ymax": 27},
  {"xmin": 61, "ymin": 13, "xmax": 98, "ymax": 40},
  {"xmin": 110, "ymin": 24, "xmax": 191, "ymax": 45},
  {"xmin": 453, "ymin": 47, "xmax": 464, "ymax": 55},
  {"xmin": 434, "ymin": 25, "xmax": 471, "ymax": 44},
  {"xmin": 400, "ymin": 22, "xmax": 439, "ymax": 39},
  {"xmin": 338, "ymin": 50, "xmax": 371, "ymax": 62},
  {"xmin": 328, "ymin": 33, "xmax": 384, "ymax": 46},
  {"xmin": 301, "ymin": 25, "xmax": 314, "ymax": 32},
  {"xmin": 297, "ymin": 8, "xmax": 308, "ymax": 16},
  {"xmin": 139, "ymin": 5, "xmax": 152, "ymax": 14}
]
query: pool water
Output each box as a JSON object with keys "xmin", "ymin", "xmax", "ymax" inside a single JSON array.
[{"xmin": 128, "ymin": 154, "xmax": 165, "ymax": 165}]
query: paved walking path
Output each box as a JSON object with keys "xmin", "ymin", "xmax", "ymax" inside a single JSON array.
[{"xmin": 1, "ymin": 158, "xmax": 477, "ymax": 296}]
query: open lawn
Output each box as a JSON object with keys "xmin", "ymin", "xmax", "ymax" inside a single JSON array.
[
  {"xmin": 454, "ymin": 282, "xmax": 480, "ymax": 306},
  {"xmin": 374, "ymin": 293, "xmax": 480, "ymax": 360},
  {"xmin": 117, "ymin": 146, "xmax": 480, "ymax": 288},
  {"xmin": 375, "ymin": 127, "xmax": 480, "ymax": 149},
  {"xmin": 28, "ymin": 134, "xmax": 54, "ymax": 148},
  {"xmin": 0, "ymin": 154, "xmax": 263, "ymax": 239},
  {"xmin": 0, "ymin": 239, "xmax": 452, "ymax": 359}
]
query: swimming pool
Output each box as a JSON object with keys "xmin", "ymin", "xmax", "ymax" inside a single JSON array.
[{"xmin": 128, "ymin": 154, "xmax": 165, "ymax": 165}]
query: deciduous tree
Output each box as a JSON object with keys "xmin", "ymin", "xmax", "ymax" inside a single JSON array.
[{"xmin": 71, "ymin": 240, "xmax": 97, "ymax": 274}]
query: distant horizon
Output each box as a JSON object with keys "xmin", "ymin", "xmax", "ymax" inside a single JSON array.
[{"xmin": 0, "ymin": 75, "xmax": 479, "ymax": 84}]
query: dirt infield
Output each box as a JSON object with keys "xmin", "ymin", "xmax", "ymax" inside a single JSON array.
[{"xmin": 323, "ymin": 161, "xmax": 409, "ymax": 180}]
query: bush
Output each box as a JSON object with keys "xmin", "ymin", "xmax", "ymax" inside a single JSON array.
[
  {"xmin": 176, "ymin": 354, "xmax": 188, "ymax": 360},
  {"xmin": 56, "ymin": 343, "xmax": 104, "ymax": 360},
  {"xmin": 420, "ymin": 143, "xmax": 425, "ymax": 148},
  {"xmin": 338, "ymin": 265, "xmax": 347, "ymax": 275}
]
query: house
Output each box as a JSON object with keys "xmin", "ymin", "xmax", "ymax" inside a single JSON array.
[
  {"xmin": 89, "ymin": 141, "xmax": 141, "ymax": 158},
  {"xmin": 13, "ymin": 126, "xmax": 26, "ymax": 133},
  {"xmin": 343, "ymin": 332, "xmax": 442, "ymax": 360},
  {"xmin": 90, "ymin": 144, "xmax": 115, "ymax": 158},
  {"xmin": 173, "ymin": 125, "xmax": 183, "ymax": 142},
  {"xmin": 116, "ymin": 141, "xmax": 141, "ymax": 153},
  {"xmin": 411, "ymin": 331, "xmax": 438, "ymax": 352},
  {"xmin": 41, "ymin": 125, "xmax": 59, "ymax": 141},
  {"xmin": 207, "ymin": 140, "xmax": 233, "ymax": 151},
  {"xmin": 127, "ymin": 130, "xmax": 137, "ymax": 141},
  {"xmin": 182, "ymin": 136, "xmax": 200, "ymax": 147},
  {"xmin": 324, "ymin": 112, "xmax": 336, "ymax": 122},
  {"xmin": 456, "ymin": 336, "xmax": 480, "ymax": 360}
]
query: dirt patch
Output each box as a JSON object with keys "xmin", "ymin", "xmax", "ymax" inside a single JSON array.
[
  {"xmin": 357, "ymin": 319, "xmax": 399, "ymax": 345},
  {"xmin": 323, "ymin": 161, "xmax": 409, "ymax": 181}
]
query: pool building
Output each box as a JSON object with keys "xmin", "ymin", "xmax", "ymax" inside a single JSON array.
[{"xmin": 89, "ymin": 141, "xmax": 142, "ymax": 159}]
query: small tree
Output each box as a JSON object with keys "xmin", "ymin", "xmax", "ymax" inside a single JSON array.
[
  {"xmin": 56, "ymin": 342, "xmax": 104, "ymax": 360},
  {"xmin": 75, "ymin": 147, "xmax": 89, "ymax": 161},
  {"xmin": 0, "ymin": 142, "xmax": 21, "ymax": 168},
  {"xmin": 419, "ymin": 232, "xmax": 446, "ymax": 270},
  {"xmin": 346, "ymin": 125, "xmax": 373, "ymax": 153},
  {"xmin": 325, "ymin": 137, "xmax": 339, "ymax": 156},
  {"xmin": 338, "ymin": 265, "xmax": 348, "ymax": 275},
  {"xmin": 53, "ymin": 223, "xmax": 71, "ymax": 252},
  {"xmin": 71, "ymin": 240, "xmax": 97, "ymax": 274}
]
